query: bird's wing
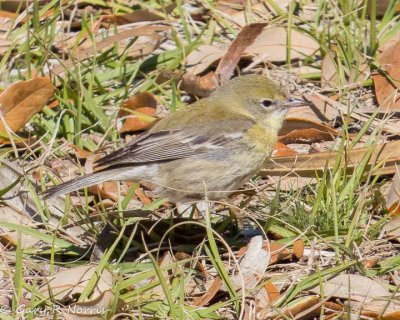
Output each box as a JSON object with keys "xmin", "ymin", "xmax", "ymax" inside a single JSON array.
[{"xmin": 95, "ymin": 119, "xmax": 254, "ymax": 168}]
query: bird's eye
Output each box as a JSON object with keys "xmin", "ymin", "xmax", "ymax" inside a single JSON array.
[{"xmin": 260, "ymin": 99, "xmax": 273, "ymax": 108}]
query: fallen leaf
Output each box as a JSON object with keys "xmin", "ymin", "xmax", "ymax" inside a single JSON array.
[
  {"xmin": 265, "ymin": 140, "xmax": 400, "ymax": 177},
  {"xmin": 366, "ymin": 0, "xmax": 400, "ymax": 18},
  {"xmin": 0, "ymin": 77, "xmax": 54, "ymax": 143},
  {"xmin": 185, "ymin": 26, "xmax": 318, "ymax": 78},
  {"xmin": 215, "ymin": 22, "xmax": 267, "ymax": 83},
  {"xmin": 0, "ymin": 206, "xmax": 40, "ymax": 248},
  {"xmin": 0, "ymin": 159, "xmax": 75, "ymax": 233},
  {"xmin": 62, "ymin": 290, "xmax": 114, "ymax": 319},
  {"xmin": 321, "ymin": 51, "xmax": 340, "ymax": 89},
  {"xmin": 102, "ymin": 3, "xmax": 176, "ymax": 25},
  {"xmin": 311, "ymin": 92, "xmax": 400, "ymax": 134},
  {"xmin": 39, "ymin": 265, "xmax": 113, "ymax": 302},
  {"xmin": 381, "ymin": 215, "xmax": 400, "ymax": 241},
  {"xmin": 216, "ymin": 0, "xmax": 247, "ymax": 16},
  {"xmin": 52, "ymin": 24, "xmax": 170, "ymax": 77},
  {"xmin": 244, "ymin": 26, "xmax": 319, "ymax": 62},
  {"xmin": 119, "ymin": 92, "xmax": 158, "ymax": 133},
  {"xmin": 287, "ymin": 93, "xmax": 338, "ymax": 123},
  {"xmin": 264, "ymin": 280, "xmax": 280, "ymax": 302},
  {"xmin": 185, "ymin": 44, "xmax": 227, "ymax": 75},
  {"xmin": 292, "ymin": 239, "xmax": 305, "ymax": 259},
  {"xmin": 216, "ymin": 1, "xmax": 288, "ymax": 28},
  {"xmin": 69, "ymin": 144, "xmax": 93, "ymax": 159},
  {"xmin": 269, "ymin": 175, "xmax": 318, "ymax": 191},
  {"xmin": 134, "ymin": 187, "xmax": 152, "ymax": 205},
  {"xmin": 253, "ymin": 281, "xmax": 280, "ymax": 316},
  {"xmin": 291, "ymin": 300, "xmax": 344, "ymax": 320},
  {"xmin": 310, "ymin": 274, "xmax": 390, "ymax": 300},
  {"xmin": 362, "ymin": 257, "xmax": 380, "ymax": 269},
  {"xmin": 238, "ymin": 239, "xmax": 302, "ymax": 266},
  {"xmin": 80, "ymin": 154, "xmax": 130, "ymax": 201},
  {"xmin": 231, "ymin": 236, "xmax": 270, "ymax": 290},
  {"xmin": 385, "ymin": 165, "xmax": 400, "ymax": 214},
  {"xmin": 0, "ymin": 0, "xmax": 33, "ymax": 12},
  {"xmin": 258, "ymin": 295, "xmax": 321, "ymax": 319},
  {"xmin": 180, "ymin": 71, "xmax": 219, "ymax": 97},
  {"xmin": 273, "ymin": 141, "xmax": 297, "ymax": 157},
  {"xmin": 373, "ymin": 38, "xmax": 400, "ymax": 110},
  {"xmin": 351, "ymin": 299, "xmax": 400, "ymax": 319},
  {"xmin": 192, "ymin": 277, "xmax": 222, "ymax": 307},
  {"xmin": 279, "ymin": 118, "xmax": 338, "ymax": 144}
]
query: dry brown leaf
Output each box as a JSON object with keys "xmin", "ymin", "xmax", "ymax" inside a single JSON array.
[
  {"xmin": 0, "ymin": 159, "xmax": 78, "ymax": 234},
  {"xmin": 269, "ymin": 175, "xmax": 317, "ymax": 191},
  {"xmin": 259, "ymin": 295, "xmax": 321, "ymax": 319},
  {"xmin": 62, "ymin": 290, "xmax": 114, "ymax": 319},
  {"xmin": 0, "ymin": 11, "xmax": 12, "ymax": 58},
  {"xmin": 267, "ymin": 241, "xmax": 304, "ymax": 264},
  {"xmin": 272, "ymin": 141, "xmax": 297, "ymax": 157},
  {"xmin": 366, "ymin": 0, "xmax": 400, "ymax": 17},
  {"xmin": 311, "ymin": 274, "xmax": 390, "ymax": 300},
  {"xmin": 82, "ymin": 155, "xmax": 130, "ymax": 201},
  {"xmin": 385, "ymin": 165, "xmax": 400, "ymax": 215},
  {"xmin": 231, "ymin": 236, "xmax": 270, "ymax": 290},
  {"xmin": 259, "ymin": 296, "xmax": 343, "ymax": 319},
  {"xmin": 185, "ymin": 44, "xmax": 227, "ymax": 75},
  {"xmin": 238, "ymin": 239, "xmax": 303, "ymax": 266},
  {"xmin": 216, "ymin": 0, "xmax": 247, "ymax": 15},
  {"xmin": 381, "ymin": 215, "xmax": 400, "ymax": 241},
  {"xmin": 0, "ymin": 206, "xmax": 40, "ymax": 248},
  {"xmin": 362, "ymin": 257, "xmax": 380, "ymax": 269},
  {"xmin": 0, "ymin": 76, "xmax": 54, "ymax": 143},
  {"xmin": 216, "ymin": 1, "xmax": 288, "ymax": 28},
  {"xmin": 39, "ymin": 265, "xmax": 113, "ymax": 302},
  {"xmin": 288, "ymin": 93, "xmax": 338, "ymax": 123},
  {"xmin": 253, "ymin": 280, "xmax": 281, "ymax": 316},
  {"xmin": 0, "ymin": 0, "xmax": 34, "ymax": 12},
  {"xmin": 321, "ymin": 52, "xmax": 339, "ymax": 89},
  {"xmin": 351, "ymin": 299, "xmax": 400, "ymax": 319},
  {"xmin": 289, "ymin": 300, "xmax": 343, "ymax": 320},
  {"xmin": 69, "ymin": 144, "xmax": 93, "ymax": 160},
  {"xmin": 180, "ymin": 72, "xmax": 219, "ymax": 97},
  {"xmin": 280, "ymin": 128, "xmax": 336, "ymax": 144},
  {"xmin": 244, "ymin": 26, "xmax": 319, "ymax": 62},
  {"xmin": 292, "ymin": 239, "xmax": 305, "ymax": 259},
  {"xmin": 119, "ymin": 92, "xmax": 158, "ymax": 133},
  {"xmin": 279, "ymin": 118, "xmax": 338, "ymax": 144},
  {"xmin": 103, "ymin": 3, "xmax": 175, "ymax": 25},
  {"xmin": 52, "ymin": 24, "xmax": 170, "ymax": 77},
  {"xmin": 134, "ymin": 187, "xmax": 152, "ymax": 205},
  {"xmin": 183, "ymin": 23, "xmax": 267, "ymax": 94},
  {"xmin": 265, "ymin": 140, "xmax": 400, "ymax": 177},
  {"xmin": 192, "ymin": 277, "xmax": 222, "ymax": 307},
  {"xmin": 311, "ymin": 92, "xmax": 400, "ymax": 133},
  {"xmin": 215, "ymin": 22, "xmax": 267, "ymax": 83},
  {"xmin": 0, "ymin": 9, "xmax": 17, "ymax": 19},
  {"xmin": 185, "ymin": 26, "xmax": 318, "ymax": 78},
  {"xmin": 373, "ymin": 38, "xmax": 400, "ymax": 110},
  {"xmin": 88, "ymin": 181, "xmax": 130, "ymax": 202},
  {"xmin": 322, "ymin": 49, "xmax": 369, "ymax": 88},
  {"xmin": 264, "ymin": 280, "xmax": 280, "ymax": 303}
]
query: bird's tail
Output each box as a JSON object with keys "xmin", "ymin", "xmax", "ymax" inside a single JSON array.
[{"xmin": 41, "ymin": 168, "xmax": 121, "ymax": 199}]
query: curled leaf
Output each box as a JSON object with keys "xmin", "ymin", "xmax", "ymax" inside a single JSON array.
[
  {"xmin": 0, "ymin": 76, "xmax": 54, "ymax": 143},
  {"xmin": 119, "ymin": 92, "xmax": 158, "ymax": 133}
]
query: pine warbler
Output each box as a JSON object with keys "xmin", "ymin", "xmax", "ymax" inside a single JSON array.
[{"xmin": 43, "ymin": 75, "xmax": 307, "ymax": 202}]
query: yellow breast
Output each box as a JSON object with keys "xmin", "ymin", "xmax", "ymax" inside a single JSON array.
[{"xmin": 244, "ymin": 124, "xmax": 278, "ymax": 154}]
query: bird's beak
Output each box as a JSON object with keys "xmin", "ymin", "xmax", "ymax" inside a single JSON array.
[{"xmin": 281, "ymin": 97, "xmax": 311, "ymax": 108}]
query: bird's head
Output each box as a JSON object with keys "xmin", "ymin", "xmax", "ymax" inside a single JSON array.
[{"xmin": 212, "ymin": 74, "xmax": 307, "ymax": 130}]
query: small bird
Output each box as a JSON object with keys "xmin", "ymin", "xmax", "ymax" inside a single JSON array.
[{"xmin": 43, "ymin": 75, "xmax": 306, "ymax": 202}]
